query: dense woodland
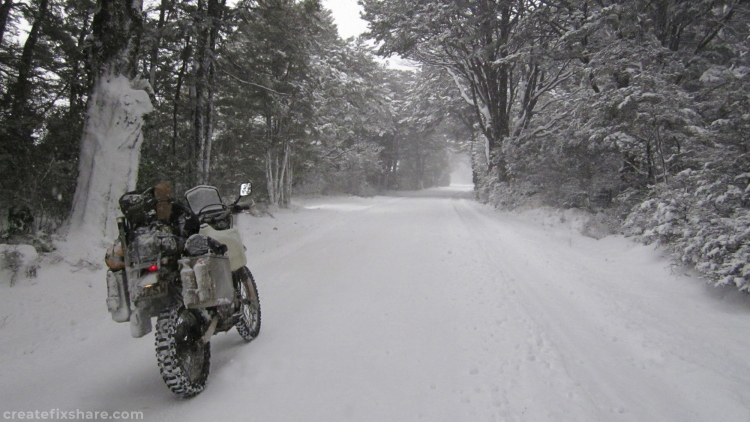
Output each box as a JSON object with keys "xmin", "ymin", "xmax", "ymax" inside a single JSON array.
[
  {"xmin": 1, "ymin": 0, "xmax": 750, "ymax": 291},
  {"xmin": 0, "ymin": 0, "xmax": 458, "ymax": 227}
]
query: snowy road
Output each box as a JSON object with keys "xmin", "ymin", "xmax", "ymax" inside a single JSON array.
[{"xmin": 3, "ymin": 186, "xmax": 750, "ymax": 421}]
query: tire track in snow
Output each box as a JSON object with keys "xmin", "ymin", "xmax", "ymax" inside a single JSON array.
[
  {"xmin": 450, "ymin": 198, "xmax": 750, "ymax": 422},
  {"xmin": 447, "ymin": 198, "xmax": 601, "ymax": 422}
]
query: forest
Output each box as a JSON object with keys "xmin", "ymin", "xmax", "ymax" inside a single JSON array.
[{"xmin": 1, "ymin": 0, "xmax": 750, "ymax": 291}]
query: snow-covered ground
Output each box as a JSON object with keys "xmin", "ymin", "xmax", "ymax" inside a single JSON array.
[{"xmin": 2, "ymin": 185, "xmax": 750, "ymax": 421}]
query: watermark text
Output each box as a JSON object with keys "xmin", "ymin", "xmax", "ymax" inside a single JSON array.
[{"xmin": 3, "ymin": 409, "xmax": 144, "ymax": 420}]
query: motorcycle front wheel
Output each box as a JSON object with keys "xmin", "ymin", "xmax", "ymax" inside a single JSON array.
[
  {"xmin": 234, "ymin": 266, "xmax": 261, "ymax": 341},
  {"xmin": 155, "ymin": 306, "xmax": 210, "ymax": 398}
]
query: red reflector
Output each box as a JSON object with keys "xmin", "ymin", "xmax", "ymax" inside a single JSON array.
[{"xmin": 147, "ymin": 265, "xmax": 159, "ymax": 272}]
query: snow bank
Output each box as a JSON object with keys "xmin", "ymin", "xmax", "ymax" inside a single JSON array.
[
  {"xmin": 0, "ymin": 244, "xmax": 39, "ymax": 285},
  {"xmin": 514, "ymin": 206, "xmax": 618, "ymax": 239}
]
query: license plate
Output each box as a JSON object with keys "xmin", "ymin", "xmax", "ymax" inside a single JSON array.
[{"xmin": 132, "ymin": 273, "xmax": 168, "ymax": 301}]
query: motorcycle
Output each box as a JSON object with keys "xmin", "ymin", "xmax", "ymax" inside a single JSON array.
[{"xmin": 104, "ymin": 183, "xmax": 261, "ymax": 397}]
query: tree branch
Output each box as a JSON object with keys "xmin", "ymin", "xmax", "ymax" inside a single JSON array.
[{"xmin": 220, "ymin": 68, "xmax": 288, "ymax": 95}]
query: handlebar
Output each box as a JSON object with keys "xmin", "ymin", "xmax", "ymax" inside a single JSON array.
[{"xmin": 195, "ymin": 197, "xmax": 252, "ymax": 230}]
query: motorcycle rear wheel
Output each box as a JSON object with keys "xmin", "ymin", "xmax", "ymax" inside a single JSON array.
[
  {"xmin": 235, "ymin": 266, "xmax": 261, "ymax": 341},
  {"xmin": 155, "ymin": 306, "xmax": 210, "ymax": 398}
]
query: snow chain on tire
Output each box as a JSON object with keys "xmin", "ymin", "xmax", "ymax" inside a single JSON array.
[
  {"xmin": 235, "ymin": 266, "xmax": 261, "ymax": 341},
  {"xmin": 155, "ymin": 306, "xmax": 211, "ymax": 398}
]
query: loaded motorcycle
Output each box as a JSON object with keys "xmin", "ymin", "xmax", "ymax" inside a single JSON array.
[{"xmin": 104, "ymin": 183, "xmax": 261, "ymax": 397}]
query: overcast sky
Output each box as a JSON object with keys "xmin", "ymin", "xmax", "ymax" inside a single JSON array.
[
  {"xmin": 321, "ymin": 0, "xmax": 418, "ymax": 71},
  {"xmin": 321, "ymin": 0, "xmax": 369, "ymax": 39}
]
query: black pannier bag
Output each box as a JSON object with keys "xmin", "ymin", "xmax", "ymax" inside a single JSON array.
[
  {"xmin": 184, "ymin": 234, "xmax": 227, "ymax": 257},
  {"xmin": 119, "ymin": 188, "xmax": 157, "ymax": 226}
]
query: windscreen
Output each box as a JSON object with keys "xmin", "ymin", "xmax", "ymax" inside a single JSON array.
[{"xmin": 185, "ymin": 186, "xmax": 224, "ymax": 215}]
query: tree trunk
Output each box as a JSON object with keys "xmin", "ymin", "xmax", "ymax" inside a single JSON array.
[
  {"xmin": 0, "ymin": 0, "xmax": 13, "ymax": 46},
  {"xmin": 653, "ymin": 0, "xmax": 669, "ymax": 48},
  {"xmin": 266, "ymin": 150, "xmax": 276, "ymax": 205},
  {"xmin": 204, "ymin": 97, "xmax": 213, "ymax": 183},
  {"xmin": 88, "ymin": 0, "xmax": 144, "ymax": 80},
  {"xmin": 201, "ymin": 0, "xmax": 225, "ymax": 184},
  {"xmin": 68, "ymin": 0, "xmax": 151, "ymax": 240},
  {"xmin": 646, "ymin": 138, "xmax": 655, "ymax": 185},
  {"xmin": 278, "ymin": 141, "xmax": 289, "ymax": 208},
  {"xmin": 69, "ymin": 75, "xmax": 153, "ymax": 239},
  {"xmin": 69, "ymin": 9, "xmax": 92, "ymax": 117},
  {"xmin": 193, "ymin": 0, "xmax": 223, "ymax": 184},
  {"xmin": 274, "ymin": 153, "xmax": 280, "ymax": 202},
  {"xmin": 469, "ymin": 131, "xmax": 478, "ymax": 189},
  {"xmin": 193, "ymin": 0, "xmax": 208, "ymax": 183},
  {"xmin": 172, "ymin": 38, "xmax": 191, "ymax": 154},
  {"xmin": 6, "ymin": 0, "xmax": 48, "ymax": 122},
  {"xmin": 285, "ymin": 146, "xmax": 293, "ymax": 206},
  {"xmin": 148, "ymin": 0, "xmax": 169, "ymax": 92}
]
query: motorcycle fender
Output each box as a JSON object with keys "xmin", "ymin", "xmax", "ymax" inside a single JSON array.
[{"xmin": 130, "ymin": 306, "xmax": 152, "ymax": 338}]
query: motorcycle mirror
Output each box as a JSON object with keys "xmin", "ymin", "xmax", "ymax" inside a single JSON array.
[{"xmin": 240, "ymin": 183, "xmax": 252, "ymax": 197}]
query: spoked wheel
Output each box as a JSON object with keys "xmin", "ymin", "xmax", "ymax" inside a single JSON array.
[
  {"xmin": 234, "ymin": 266, "xmax": 261, "ymax": 341},
  {"xmin": 155, "ymin": 306, "xmax": 210, "ymax": 398}
]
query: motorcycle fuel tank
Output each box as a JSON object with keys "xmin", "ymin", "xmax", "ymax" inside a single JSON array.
[{"xmin": 198, "ymin": 225, "xmax": 247, "ymax": 271}]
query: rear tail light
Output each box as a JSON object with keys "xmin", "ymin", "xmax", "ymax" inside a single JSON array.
[{"xmin": 140, "ymin": 264, "xmax": 159, "ymax": 276}]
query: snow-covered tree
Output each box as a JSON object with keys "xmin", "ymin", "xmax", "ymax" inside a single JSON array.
[
  {"xmin": 361, "ymin": 0, "xmax": 575, "ymax": 182},
  {"xmin": 68, "ymin": 0, "xmax": 153, "ymax": 240}
]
